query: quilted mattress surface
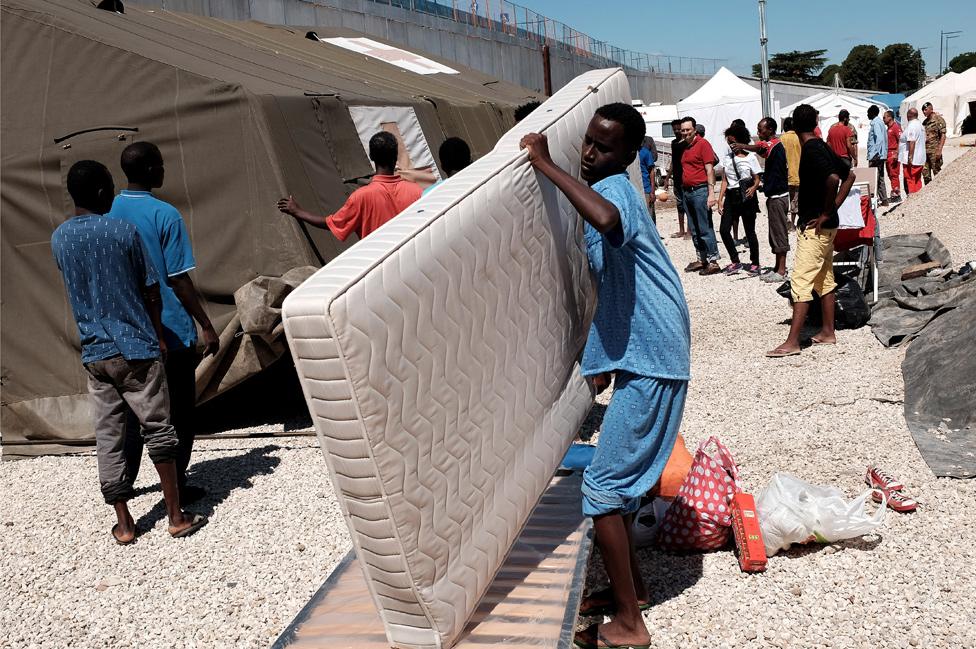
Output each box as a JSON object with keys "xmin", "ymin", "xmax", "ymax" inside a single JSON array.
[{"xmin": 282, "ymin": 68, "xmax": 633, "ymax": 649}]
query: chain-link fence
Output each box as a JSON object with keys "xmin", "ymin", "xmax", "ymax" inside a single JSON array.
[{"xmin": 369, "ymin": 0, "xmax": 724, "ymax": 75}]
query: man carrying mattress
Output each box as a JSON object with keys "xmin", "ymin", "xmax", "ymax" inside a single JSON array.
[
  {"xmin": 521, "ymin": 103, "xmax": 691, "ymax": 649},
  {"xmin": 276, "ymin": 131, "xmax": 421, "ymax": 240}
]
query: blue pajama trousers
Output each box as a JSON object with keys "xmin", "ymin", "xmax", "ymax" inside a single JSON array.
[{"xmin": 581, "ymin": 372, "xmax": 688, "ymax": 517}]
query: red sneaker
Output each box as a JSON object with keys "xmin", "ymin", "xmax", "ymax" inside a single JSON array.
[
  {"xmin": 872, "ymin": 489, "xmax": 917, "ymax": 513},
  {"xmin": 865, "ymin": 466, "xmax": 904, "ymax": 492}
]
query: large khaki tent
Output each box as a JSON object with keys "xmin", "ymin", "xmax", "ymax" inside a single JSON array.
[{"xmin": 0, "ymin": 0, "xmax": 540, "ymax": 457}]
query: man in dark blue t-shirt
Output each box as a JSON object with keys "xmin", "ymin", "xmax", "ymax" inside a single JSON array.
[
  {"xmin": 638, "ymin": 136, "xmax": 657, "ymax": 224},
  {"xmin": 52, "ymin": 160, "xmax": 207, "ymax": 544}
]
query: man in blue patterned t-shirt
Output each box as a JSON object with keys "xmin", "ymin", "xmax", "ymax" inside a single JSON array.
[
  {"xmin": 521, "ymin": 103, "xmax": 690, "ymax": 649},
  {"xmin": 52, "ymin": 160, "xmax": 207, "ymax": 544}
]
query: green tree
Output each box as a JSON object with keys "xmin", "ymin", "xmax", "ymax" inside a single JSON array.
[
  {"xmin": 840, "ymin": 45, "xmax": 881, "ymax": 89},
  {"xmin": 878, "ymin": 43, "xmax": 924, "ymax": 92},
  {"xmin": 948, "ymin": 51, "xmax": 976, "ymax": 74},
  {"xmin": 752, "ymin": 49, "xmax": 828, "ymax": 82},
  {"xmin": 818, "ymin": 64, "xmax": 842, "ymax": 85}
]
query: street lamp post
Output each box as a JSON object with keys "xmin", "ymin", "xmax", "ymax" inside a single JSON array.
[
  {"xmin": 945, "ymin": 34, "xmax": 960, "ymax": 72},
  {"xmin": 758, "ymin": 0, "xmax": 771, "ymax": 117},
  {"xmin": 940, "ymin": 30, "xmax": 962, "ymax": 73}
]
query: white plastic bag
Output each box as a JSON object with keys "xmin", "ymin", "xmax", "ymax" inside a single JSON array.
[
  {"xmin": 632, "ymin": 497, "xmax": 671, "ymax": 548},
  {"xmin": 756, "ymin": 473, "xmax": 886, "ymax": 556}
]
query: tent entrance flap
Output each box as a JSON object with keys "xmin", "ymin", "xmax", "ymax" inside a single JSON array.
[{"xmin": 348, "ymin": 105, "xmax": 441, "ymax": 181}]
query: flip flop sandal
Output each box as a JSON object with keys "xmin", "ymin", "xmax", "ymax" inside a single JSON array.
[
  {"xmin": 111, "ymin": 524, "xmax": 136, "ymax": 546},
  {"xmin": 765, "ymin": 348, "xmax": 800, "ymax": 358},
  {"xmin": 578, "ymin": 589, "xmax": 651, "ymax": 617},
  {"xmin": 810, "ymin": 338, "xmax": 837, "ymax": 345},
  {"xmin": 574, "ymin": 623, "xmax": 652, "ymax": 649},
  {"xmin": 170, "ymin": 513, "xmax": 208, "ymax": 539},
  {"xmin": 872, "ymin": 489, "xmax": 917, "ymax": 513}
]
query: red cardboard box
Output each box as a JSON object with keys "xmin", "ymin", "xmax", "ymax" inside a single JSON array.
[{"xmin": 731, "ymin": 492, "xmax": 767, "ymax": 572}]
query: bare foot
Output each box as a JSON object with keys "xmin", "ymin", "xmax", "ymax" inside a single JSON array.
[
  {"xmin": 575, "ymin": 620, "xmax": 651, "ymax": 648},
  {"xmin": 112, "ymin": 515, "xmax": 136, "ymax": 545},
  {"xmin": 579, "ymin": 587, "xmax": 649, "ymax": 616},
  {"xmin": 811, "ymin": 332, "xmax": 836, "ymax": 345},
  {"xmin": 766, "ymin": 344, "xmax": 801, "ymax": 358},
  {"xmin": 167, "ymin": 511, "xmax": 198, "ymax": 536}
]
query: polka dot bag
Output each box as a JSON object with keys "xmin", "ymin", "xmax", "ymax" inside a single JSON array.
[{"xmin": 656, "ymin": 436, "xmax": 741, "ymax": 551}]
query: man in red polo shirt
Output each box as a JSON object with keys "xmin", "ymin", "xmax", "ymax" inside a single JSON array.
[
  {"xmin": 277, "ymin": 131, "xmax": 422, "ymax": 240},
  {"xmin": 679, "ymin": 116, "xmax": 721, "ymax": 275},
  {"xmin": 826, "ymin": 110, "xmax": 857, "ymax": 167},
  {"xmin": 883, "ymin": 110, "xmax": 903, "ymax": 204}
]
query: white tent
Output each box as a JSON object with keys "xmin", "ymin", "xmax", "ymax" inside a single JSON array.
[
  {"xmin": 676, "ymin": 67, "xmax": 778, "ymax": 156},
  {"xmin": 900, "ymin": 68, "xmax": 976, "ymax": 136},
  {"xmin": 780, "ymin": 90, "xmax": 888, "ymax": 145}
]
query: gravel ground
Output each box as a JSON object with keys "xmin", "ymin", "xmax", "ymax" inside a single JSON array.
[{"xmin": 1, "ymin": 147, "xmax": 973, "ymax": 649}]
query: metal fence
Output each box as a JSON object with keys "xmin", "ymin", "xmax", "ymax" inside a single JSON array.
[{"xmin": 367, "ymin": 0, "xmax": 725, "ymax": 75}]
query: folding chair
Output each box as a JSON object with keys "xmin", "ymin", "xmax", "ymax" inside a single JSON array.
[{"xmin": 834, "ymin": 167, "xmax": 882, "ymax": 303}]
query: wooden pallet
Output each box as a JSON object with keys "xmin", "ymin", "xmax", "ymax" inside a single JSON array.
[{"xmin": 272, "ymin": 472, "xmax": 592, "ymax": 649}]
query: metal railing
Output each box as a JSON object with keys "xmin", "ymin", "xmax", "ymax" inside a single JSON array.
[{"xmin": 366, "ymin": 0, "xmax": 725, "ymax": 75}]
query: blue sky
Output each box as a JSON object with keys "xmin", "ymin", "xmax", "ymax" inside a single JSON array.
[{"xmin": 518, "ymin": 0, "xmax": 975, "ymax": 76}]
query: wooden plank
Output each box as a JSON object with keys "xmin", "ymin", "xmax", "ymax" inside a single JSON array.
[
  {"xmin": 901, "ymin": 261, "xmax": 942, "ymax": 280},
  {"xmin": 272, "ymin": 473, "xmax": 592, "ymax": 649}
]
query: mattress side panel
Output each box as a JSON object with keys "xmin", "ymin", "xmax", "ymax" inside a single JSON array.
[{"xmin": 282, "ymin": 307, "xmax": 438, "ymax": 649}]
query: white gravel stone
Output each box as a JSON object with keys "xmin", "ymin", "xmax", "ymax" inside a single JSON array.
[{"xmin": 1, "ymin": 147, "xmax": 974, "ymax": 649}]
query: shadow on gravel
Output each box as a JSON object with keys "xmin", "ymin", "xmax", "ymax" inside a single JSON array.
[
  {"xmin": 135, "ymin": 444, "xmax": 282, "ymax": 531},
  {"xmin": 780, "ymin": 534, "xmax": 884, "ymax": 558},
  {"xmin": 584, "ymin": 546, "xmax": 704, "ymax": 611}
]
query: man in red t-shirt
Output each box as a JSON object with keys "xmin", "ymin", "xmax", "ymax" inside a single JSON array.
[
  {"xmin": 883, "ymin": 110, "xmax": 903, "ymax": 203},
  {"xmin": 678, "ymin": 117, "xmax": 721, "ymax": 275},
  {"xmin": 826, "ymin": 109, "xmax": 857, "ymax": 166},
  {"xmin": 277, "ymin": 131, "xmax": 422, "ymax": 240}
]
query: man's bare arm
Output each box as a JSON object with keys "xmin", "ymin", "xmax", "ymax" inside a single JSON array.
[
  {"xmin": 170, "ymin": 273, "xmax": 219, "ymax": 356},
  {"xmin": 277, "ymin": 195, "xmax": 328, "ymax": 229},
  {"xmin": 520, "ymin": 133, "xmax": 620, "ymax": 233},
  {"xmin": 835, "ymin": 170, "xmax": 856, "ymax": 208},
  {"xmin": 705, "ymin": 162, "xmax": 717, "ymax": 207}
]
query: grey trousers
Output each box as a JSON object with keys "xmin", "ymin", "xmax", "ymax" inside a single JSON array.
[
  {"xmin": 869, "ymin": 157, "xmax": 888, "ymax": 204},
  {"xmin": 85, "ymin": 356, "xmax": 178, "ymax": 504}
]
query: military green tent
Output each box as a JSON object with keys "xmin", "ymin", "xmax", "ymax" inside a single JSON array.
[{"xmin": 0, "ymin": 0, "xmax": 540, "ymax": 457}]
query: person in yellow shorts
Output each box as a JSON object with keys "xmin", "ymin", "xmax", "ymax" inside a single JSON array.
[{"xmin": 767, "ymin": 103, "xmax": 856, "ymax": 358}]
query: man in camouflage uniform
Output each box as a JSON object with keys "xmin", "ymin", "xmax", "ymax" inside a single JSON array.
[{"xmin": 922, "ymin": 101, "xmax": 947, "ymax": 184}]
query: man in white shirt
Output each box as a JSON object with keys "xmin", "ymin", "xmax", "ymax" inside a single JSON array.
[{"xmin": 899, "ymin": 108, "xmax": 926, "ymax": 194}]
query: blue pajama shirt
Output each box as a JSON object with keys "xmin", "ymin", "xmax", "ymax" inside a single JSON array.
[{"xmin": 579, "ymin": 173, "xmax": 692, "ymax": 517}]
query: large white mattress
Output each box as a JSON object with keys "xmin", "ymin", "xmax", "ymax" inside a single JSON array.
[{"xmin": 282, "ymin": 68, "xmax": 633, "ymax": 649}]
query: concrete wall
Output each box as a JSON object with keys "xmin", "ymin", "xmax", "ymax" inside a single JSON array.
[
  {"xmin": 129, "ymin": 0, "xmax": 714, "ymax": 103},
  {"xmin": 131, "ymin": 0, "xmax": 859, "ymax": 108}
]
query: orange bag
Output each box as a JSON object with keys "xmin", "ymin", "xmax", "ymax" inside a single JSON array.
[{"xmin": 656, "ymin": 434, "xmax": 693, "ymax": 499}]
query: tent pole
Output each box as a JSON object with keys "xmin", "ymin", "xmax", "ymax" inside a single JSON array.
[{"xmin": 757, "ymin": 0, "xmax": 772, "ymax": 117}]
